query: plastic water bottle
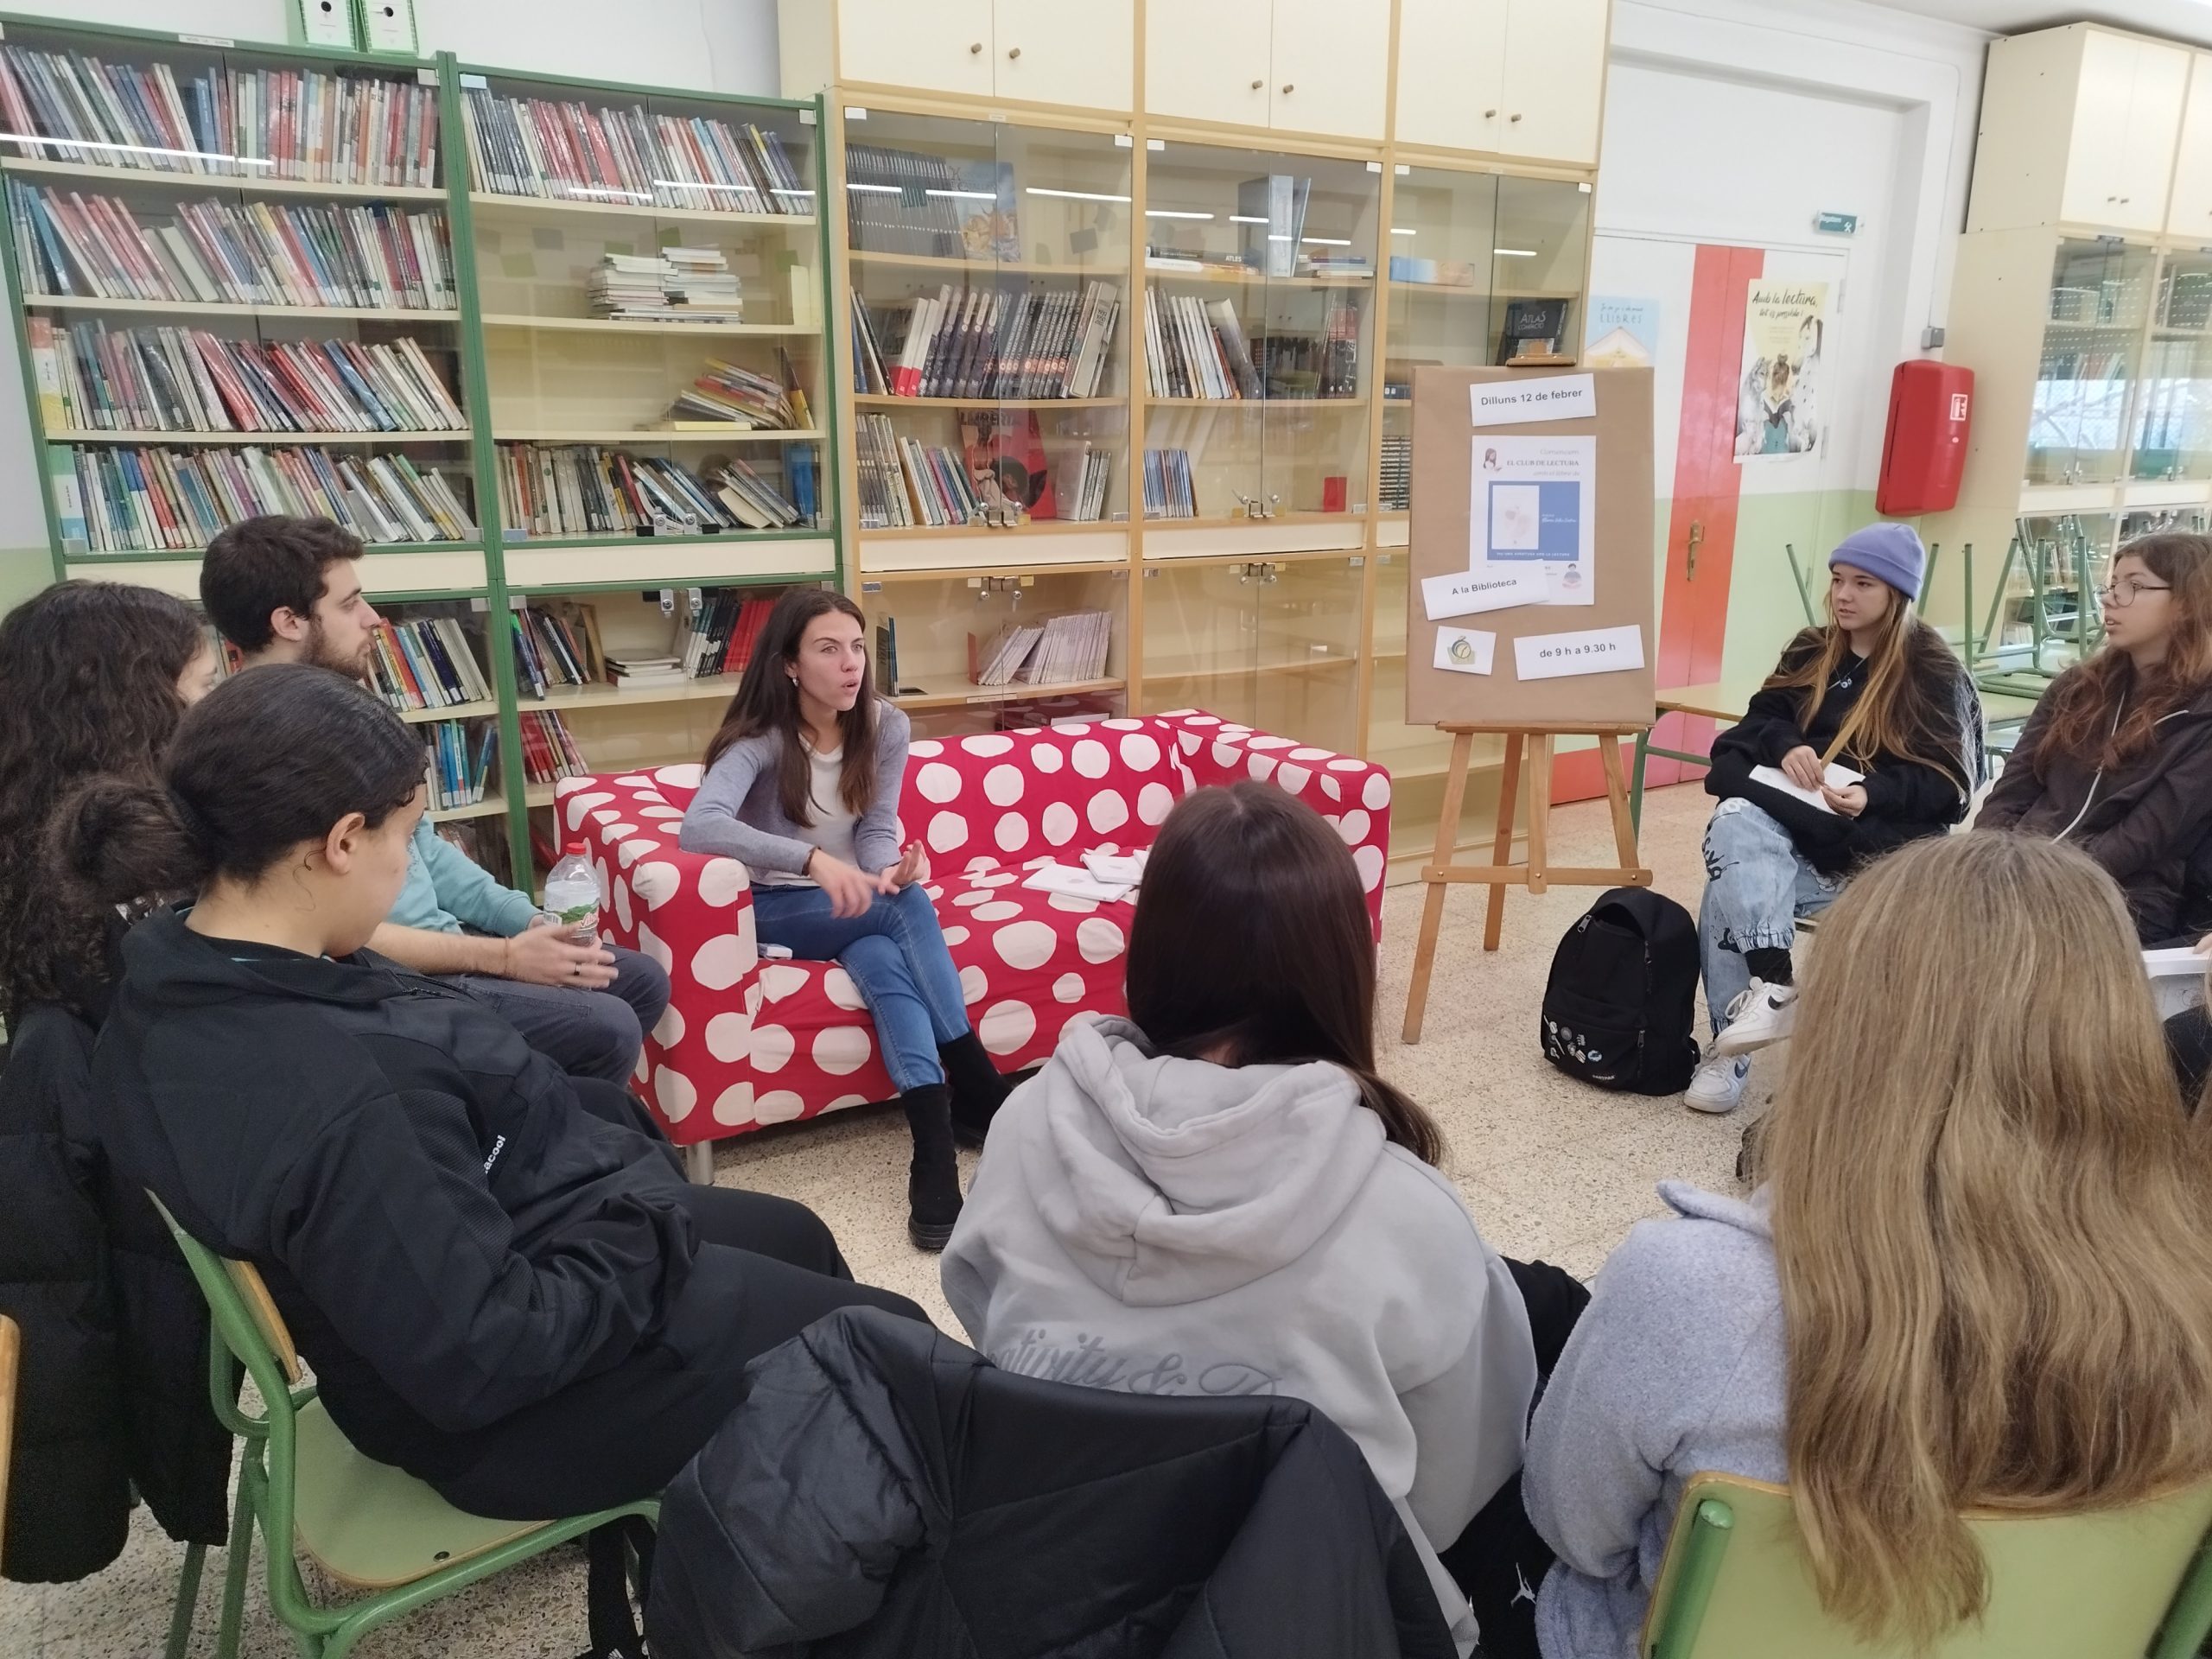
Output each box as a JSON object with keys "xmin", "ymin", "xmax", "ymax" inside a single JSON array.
[{"xmin": 542, "ymin": 842, "xmax": 602, "ymax": 944}]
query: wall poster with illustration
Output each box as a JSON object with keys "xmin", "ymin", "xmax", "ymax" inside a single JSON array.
[{"xmin": 1735, "ymin": 278, "xmax": 1827, "ymax": 461}]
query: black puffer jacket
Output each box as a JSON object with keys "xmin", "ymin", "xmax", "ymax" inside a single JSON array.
[
  {"xmin": 0, "ymin": 1001, "xmax": 231, "ymax": 1582},
  {"xmin": 647, "ymin": 1306, "xmax": 1458, "ymax": 1659},
  {"xmin": 93, "ymin": 908, "xmax": 695, "ymax": 1483}
]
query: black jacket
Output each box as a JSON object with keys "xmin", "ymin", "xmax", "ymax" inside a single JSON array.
[
  {"xmin": 1707, "ymin": 626, "xmax": 1980, "ymax": 874},
  {"xmin": 93, "ymin": 908, "xmax": 697, "ymax": 1482},
  {"xmin": 647, "ymin": 1307, "xmax": 1458, "ymax": 1659},
  {"xmin": 0, "ymin": 1001, "xmax": 231, "ymax": 1582},
  {"xmin": 1977, "ymin": 672, "xmax": 2212, "ymax": 943}
]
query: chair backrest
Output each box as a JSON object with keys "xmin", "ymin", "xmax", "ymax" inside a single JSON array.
[
  {"xmin": 144, "ymin": 1192, "xmax": 303, "ymax": 1410},
  {"xmin": 1642, "ymin": 1471, "xmax": 2212, "ymax": 1659},
  {"xmin": 0, "ymin": 1313, "xmax": 17, "ymax": 1567}
]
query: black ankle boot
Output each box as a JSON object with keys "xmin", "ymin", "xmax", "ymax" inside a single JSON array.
[
  {"xmin": 940, "ymin": 1031, "xmax": 1013, "ymax": 1148},
  {"xmin": 902, "ymin": 1084, "xmax": 962, "ymax": 1252}
]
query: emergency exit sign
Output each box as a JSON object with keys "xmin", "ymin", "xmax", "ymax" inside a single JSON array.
[{"xmin": 1815, "ymin": 211, "xmax": 1859, "ymax": 236}]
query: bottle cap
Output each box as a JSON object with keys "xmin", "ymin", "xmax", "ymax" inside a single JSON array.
[{"xmin": 565, "ymin": 840, "xmax": 586, "ymax": 855}]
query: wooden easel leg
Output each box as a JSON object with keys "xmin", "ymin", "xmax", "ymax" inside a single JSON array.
[
  {"xmin": 1599, "ymin": 734, "xmax": 1643, "ymax": 877},
  {"xmin": 1526, "ymin": 735, "xmax": 1554, "ymax": 895},
  {"xmin": 1481, "ymin": 732, "xmax": 1524, "ymax": 953},
  {"xmin": 1403, "ymin": 729, "xmax": 1476, "ymax": 1044}
]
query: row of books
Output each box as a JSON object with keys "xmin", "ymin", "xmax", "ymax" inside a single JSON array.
[
  {"xmin": 850, "ymin": 281, "xmax": 1121, "ymax": 401},
  {"xmin": 1144, "ymin": 289, "xmax": 1261, "ymax": 401},
  {"xmin": 12, "ymin": 185, "xmax": 455, "ymax": 312},
  {"xmin": 973, "ymin": 610, "xmax": 1112, "ymax": 689},
  {"xmin": 518, "ymin": 709, "xmax": 589, "ymax": 785},
  {"xmin": 460, "ymin": 89, "xmax": 808, "ymax": 216},
  {"xmin": 842, "ymin": 144, "xmax": 970, "ymax": 257},
  {"xmin": 854, "ymin": 413, "xmax": 919, "ymax": 529},
  {"xmin": 0, "ymin": 48, "xmax": 438, "ymax": 186},
  {"xmin": 1380, "ymin": 433, "xmax": 1410, "ymax": 512},
  {"xmin": 893, "ymin": 432, "xmax": 983, "ymax": 528},
  {"xmin": 424, "ymin": 718, "xmax": 498, "ymax": 813},
  {"xmin": 1141, "ymin": 448, "xmax": 1198, "ymax": 519},
  {"xmin": 368, "ymin": 615, "xmax": 494, "ymax": 713},
  {"xmin": 35, "ymin": 320, "xmax": 466, "ymax": 435},
  {"xmin": 493, "ymin": 443, "xmax": 804, "ymax": 537},
  {"xmin": 54, "ymin": 443, "xmax": 475, "ymax": 550},
  {"xmin": 511, "ymin": 605, "xmax": 601, "ymax": 698},
  {"xmin": 678, "ymin": 591, "xmax": 775, "ymax": 679},
  {"xmin": 1064, "ymin": 450, "xmax": 1113, "ymax": 524},
  {"xmin": 585, "ymin": 248, "xmax": 741, "ymax": 321},
  {"xmin": 670, "ymin": 355, "xmax": 805, "ymax": 429}
]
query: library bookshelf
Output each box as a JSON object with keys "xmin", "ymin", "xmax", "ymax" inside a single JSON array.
[{"xmin": 0, "ymin": 13, "xmax": 844, "ymax": 892}]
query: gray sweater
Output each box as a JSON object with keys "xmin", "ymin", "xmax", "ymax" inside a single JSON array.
[
  {"xmin": 1522, "ymin": 1180, "xmax": 1786, "ymax": 1659},
  {"xmin": 678, "ymin": 703, "xmax": 910, "ymax": 877}
]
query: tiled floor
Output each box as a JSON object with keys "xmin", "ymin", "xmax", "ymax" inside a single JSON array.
[{"xmin": 3, "ymin": 783, "xmax": 1759, "ymax": 1658}]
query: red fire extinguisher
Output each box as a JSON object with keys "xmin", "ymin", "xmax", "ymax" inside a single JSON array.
[{"xmin": 1876, "ymin": 360, "xmax": 1973, "ymax": 516}]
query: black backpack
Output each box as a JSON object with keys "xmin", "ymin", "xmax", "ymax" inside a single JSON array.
[{"xmin": 1540, "ymin": 887, "xmax": 1700, "ymax": 1095}]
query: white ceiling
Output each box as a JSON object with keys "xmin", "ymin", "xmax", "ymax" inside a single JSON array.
[{"xmin": 1865, "ymin": 0, "xmax": 2212, "ymax": 47}]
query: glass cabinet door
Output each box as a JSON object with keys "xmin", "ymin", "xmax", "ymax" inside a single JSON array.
[
  {"xmin": 2031, "ymin": 238, "xmax": 2156, "ymax": 490},
  {"xmin": 1142, "ymin": 556, "xmax": 1363, "ymax": 753},
  {"xmin": 1141, "ymin": 140, "xmax": 1379, "ymax": 524},
  {"xmin": 2139, "ymin": 248, "xmax": 2212, "ymax": 488},
  {"xmin": 843, "ymin": 107, "xmax": 1130, "ymax": 537}
]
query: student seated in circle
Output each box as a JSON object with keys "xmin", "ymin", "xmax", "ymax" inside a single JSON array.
[
  {"xmin": 1976, "ymin": 531, "xmax": 2212, "ymax": 944},
  {"xmin": 1521, "ymin": 832, "xmax": 2212, "ymax": 1659},
  {"xmin": 679, "ymin": 588, "xmax": 1011, "ymax": 1253},
  {"xmin": 1686, "ymin": 524, "xmax": 1980, "ymax": 1114},
  {"xmin": 944, "ymin": 782, "xmax": 1568, "ymax": 1658},
  {"xmin": 62, "ymin": 665, "xmax": 925, "ymax": 1522}
]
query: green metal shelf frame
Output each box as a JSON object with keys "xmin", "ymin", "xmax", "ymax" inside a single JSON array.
[{"xmin": 0, "ymin": 14, "xmax": 846, "ymax": 886}]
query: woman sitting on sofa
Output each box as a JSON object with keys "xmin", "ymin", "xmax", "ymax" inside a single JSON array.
[{"xmin": 679, "ymin": 588, "xmax": 1009, "ymax": 1252}]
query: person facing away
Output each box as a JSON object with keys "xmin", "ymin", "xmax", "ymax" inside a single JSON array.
[
  {"xmin": 1976, "ymin": 531, "xmax": 2212, "ymax": 944},
  {"xmin": 1522, "ymin": 832, "xmax": 2212, "ymax": 1659},
  {"xmin": 679, "ymin": 587, "xmax": 1011, "ymax": 1254},
  {"xmin": 1685, "ymin": 522, "xmax": 1980, "ymax": 1113},
  {"xmin": 942, "ymin": 782, "xmax": 1541, "ymax": 1658},
  {"xmin": 54, "ymin": 664, "xmax": 925, "ymax": 1522},
  {"xmin": 199, "ymin": 514, "xmax": 669, "ymax": 1086}
]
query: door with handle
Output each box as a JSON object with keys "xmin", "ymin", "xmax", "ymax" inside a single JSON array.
[
  {"xmin": 838, "ymin": 0, "xmax": 996, "ymax": 98},
  {"xmin": 994, "ymin": 0, "xmax": 1133, "ymax": 111}
]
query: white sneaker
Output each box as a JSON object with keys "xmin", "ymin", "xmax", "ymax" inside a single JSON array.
[
  {"xmin": 1685, "ymin": 1052, "xmax": 1751, "ymax": 1114},
  {"xmin": 1713, "ymin": 979, "xmax": 1797, "ymax": 1057}
]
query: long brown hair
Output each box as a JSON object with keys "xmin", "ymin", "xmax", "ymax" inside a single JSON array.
[
  {"xmin": 1760, "ymin": 832, "xmax": 2212, "ymax": 1648},
  {"xmin": 1765, "ymin": 582, "xmax": 1965, "ymax": 787},
  {"xmin": 1125, "ymin": 783, "xmax": 1444, "ymax": 1165},
  {"xmin": 0, "ymin": 581, "xmax": 205, "ymax": 1022},
  {"xmin": 701, "ymin": 588, "xmax": 880, "ymax": 824},
  {"xmin": 2037, "ymin": 531, "xmax": 2212, "ymax": 773}
]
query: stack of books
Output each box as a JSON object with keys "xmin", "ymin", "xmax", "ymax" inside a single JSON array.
[
  {"xmin": 1143, "ymin": 289, "xmax": 1261, "ymax": 400},
  {"xmin": 583, "ymin": 248, "xmax": 743, "ymax": 321},
  {"xmin": 59, "ymin": 444, "xmax": 474, "ymax": 550},
  {"xmin": 423, "ymin": 718, "xmax": 498, "ymax": 813},
  {"xmin": 494, "ymin": 443, "xmax": 799, "ymax": 537},
  {"xmin": 850, "ymin": 281, "xmax": 1121, "ymax": 399},
  {"xmin": 1141, "ymin": 448, "xmax": 1198, "ymax": 519},
  {"xmin": 509, "ymin": 606, "xmax": 600, "ymax": 698},
  {"xmin": 518, "ymin": 709, "xmax": 589, "ymax": 785},
  {"xmin": 10, "ymin": 187, "xmax": 454, "ymax": 311},
  {"xmin": 36, "ymin": 321, "xmax": 466, "ymax": 435},
  {"xmin": 972, "ymin": 609, "xmax": 1111, "ymax": 688},
  {"xmin": 605, "ymin": 655, "xmax": 687, "ymax": 688},
  {"xmin": 668, "ymin": 357, "xmax": 798, "ymax": 428},
  {"xmin": 368, "ymin": 616, "xmax": 493, "ymax": 712},
  {"xmin": 460, "ymin": 90, "xmax": 808, "ymax": 215},
  {"xmin": 0, "ymin": 48, "xmax": 439, "ymax": 187}
]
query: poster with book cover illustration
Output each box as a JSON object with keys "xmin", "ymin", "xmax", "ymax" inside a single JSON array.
[
  {"xmin": 961, "ymin": 410, "xmax": 1057, "ymax": 520},
  {"xmin": 1735, "ymin": 279, "xmax": 1827, "ymax": 460},
  {"xmin": 1473, "ymin": 435, "xmax": 1596, "ymax": 606}
]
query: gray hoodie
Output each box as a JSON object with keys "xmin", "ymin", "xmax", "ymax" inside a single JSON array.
[
  {"xmin": 1522, "ymin": 1181, "xmax": 1787, "ymax": 1659},
  {"xmin": 942, "ymin": 1017, "xmax": 1537, "ymax": 1657}
]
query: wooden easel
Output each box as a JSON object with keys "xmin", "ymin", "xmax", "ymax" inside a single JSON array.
[{"xmin": 1401, "ymin": 721, "xmax": 1652, "ymax": 1043}]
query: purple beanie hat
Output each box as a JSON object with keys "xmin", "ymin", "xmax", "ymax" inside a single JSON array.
[{"xmin": 1828, "ymin": 523, "xmax": 1926, "ymax": 601}]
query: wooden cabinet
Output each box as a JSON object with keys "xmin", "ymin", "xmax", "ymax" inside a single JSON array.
[
  {"xmin": 1146, "ymin": 0, "xmax": 1388, "ymax": 141},
  {"xmin": 2170, "ymin": 54, "xmax": 2212, "ymax": 235},
  {"xmin": 1146, "ymin": 0, "xmax": 1272, "ymax": 127},
  {"xmin": 1394, "ymin": 0, "xmax": 1606, "ymax": 164},
  {"xmin": 834, "ymin": 0, "xmax": 996, "ymax": 99},
  {"xmin": 2060, "ymin": 29, "xmax": 2187, "ymax": 234},
  {"xmin": 994, "ymin": 0, "xmax": 1135, "ymax": 111}
]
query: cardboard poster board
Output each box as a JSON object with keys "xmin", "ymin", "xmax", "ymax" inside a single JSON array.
[{"xmin": 1405, "ymin": 366, "xmax": 1656, "ymax": 728}]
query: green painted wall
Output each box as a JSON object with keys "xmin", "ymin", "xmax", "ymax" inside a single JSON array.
[{"xmin": 0, "ymin": 545, "xmax": 53, "ymax": 615}]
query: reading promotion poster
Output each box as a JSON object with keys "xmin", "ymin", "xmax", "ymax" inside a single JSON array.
[
  {"xmin": 1735, "ymin": 279, "xmax": 1827, "ymax": 461},
  {"xmin": 1473, "ymin": 435, "xmax": 1596, "ymax": 606}
]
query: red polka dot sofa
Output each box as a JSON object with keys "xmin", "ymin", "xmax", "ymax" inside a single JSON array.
[{"xmin": 554, "ymin": 710, "xmax": 1393, "ymax": 1152}]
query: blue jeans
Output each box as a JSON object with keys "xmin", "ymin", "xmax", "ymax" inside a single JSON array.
[
  {"xmin": 748, "ymin": 881, "xmax": 970, "ymax": 1092},
  {"xmin": 1698, "ymin": 799, "xmax": 1841, "ymax": 1035},
  {"xmin": 446, "ymin": 943, "xmax": 671, "ymax": 1085}
]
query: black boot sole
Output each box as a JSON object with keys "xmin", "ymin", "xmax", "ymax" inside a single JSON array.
[{"xmin": 908, "ymin": 1215, "xmax": 956, "ymax": 1252}]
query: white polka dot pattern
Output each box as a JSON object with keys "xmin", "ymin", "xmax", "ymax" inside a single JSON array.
[{"xmin": 558, "ymin": 713, "xmax": 1388, "ymax": 1141}]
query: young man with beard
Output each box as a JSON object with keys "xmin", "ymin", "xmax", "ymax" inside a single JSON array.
[{"xmin": 199, "ymin": 515, "xmax": 670, "ymax": 1087}]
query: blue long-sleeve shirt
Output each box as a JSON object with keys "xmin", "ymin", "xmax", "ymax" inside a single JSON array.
[{"xmin": 389, "ymin": 817, "xmax": 540, "ymax": 938}]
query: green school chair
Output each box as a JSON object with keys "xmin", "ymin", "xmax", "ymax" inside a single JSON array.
[
  {"xmin": 0, "ymin": 1314, "xmax": 16, "ymax": 1568},
  {"xmin": 1641, "ymin": 1470, "xmax": 2212, "ymax": 1659},
  {"xmin": 149, "ymin": 1193, "xmax": 658, "ymax": 1659}
]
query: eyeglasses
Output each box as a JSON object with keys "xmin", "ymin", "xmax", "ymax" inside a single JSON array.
[{"xmin": 2101, "ymin": 576, "xmax": 2173, "ymax": 607}]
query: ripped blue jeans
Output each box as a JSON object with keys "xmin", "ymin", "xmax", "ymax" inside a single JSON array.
[{"xmin": 1699, "ymin": 798, "xmax": 1842, "ymax": 1034}]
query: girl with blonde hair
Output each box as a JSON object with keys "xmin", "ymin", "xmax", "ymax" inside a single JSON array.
[{"xmin": 1522, "ymin": 831, "xmax": 2212, "ymax": 1658}]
